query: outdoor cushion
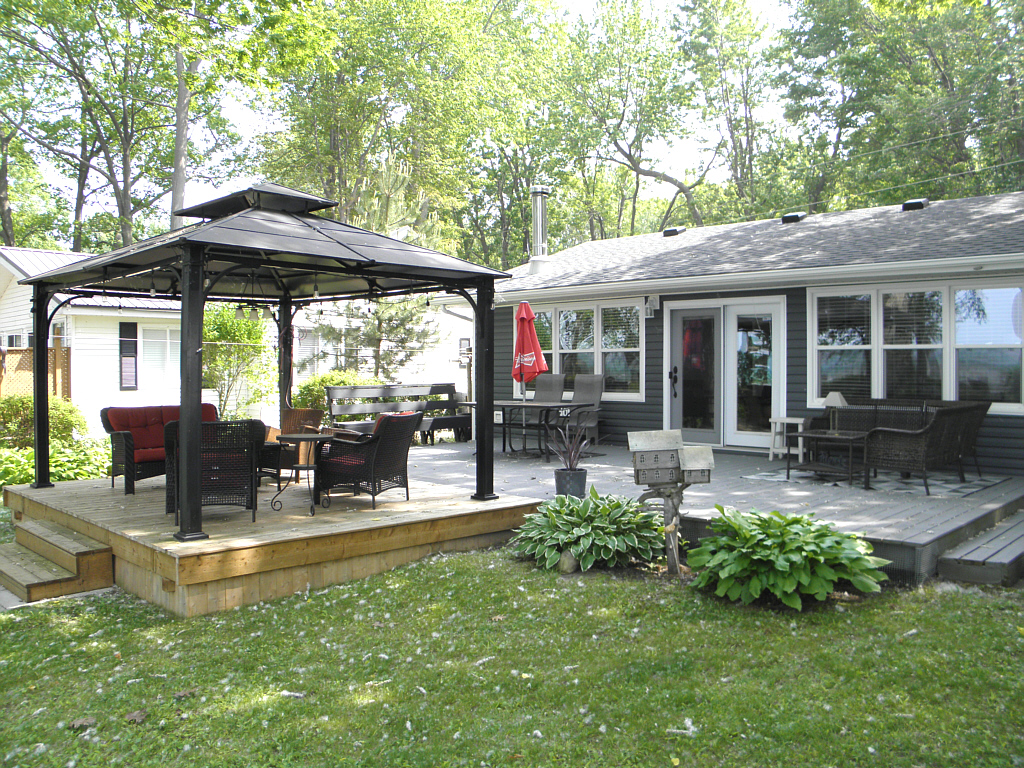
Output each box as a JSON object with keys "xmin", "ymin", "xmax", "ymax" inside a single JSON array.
[{"xmin": 105, "ymin": 403, "xmax": 218, "ymax": 461}]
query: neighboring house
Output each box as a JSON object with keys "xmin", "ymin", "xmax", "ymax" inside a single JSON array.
[
  {"xmin": 0, "ymin": 247, "xmax": 184, "ymax": 437},
  {"xmin": 484, "ymin": 192, "xmax": 1024, "ymax": 475}
]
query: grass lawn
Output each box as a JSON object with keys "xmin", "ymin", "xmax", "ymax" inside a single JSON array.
[{"xmin": 1, "ymin": 514, "xmax": 1023, "ymax": 766}]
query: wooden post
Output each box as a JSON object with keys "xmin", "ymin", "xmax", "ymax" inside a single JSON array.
[
  {"xmin": 472, "ymin": 281, "xmax": 497, "ymax": 501},
  {"xmin": 175, "ymin": 244, "xmax": 208, "ymax": 541}
]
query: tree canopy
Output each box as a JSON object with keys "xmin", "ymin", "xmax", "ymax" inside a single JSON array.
[{"xmin": 2, "ymin": 0, "xmax": 1021, "ymax": 264}]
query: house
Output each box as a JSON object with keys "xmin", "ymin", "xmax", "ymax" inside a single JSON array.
[{"xmin": 485, "ymin": 192, "xmax": 1024, "ymax": 475}]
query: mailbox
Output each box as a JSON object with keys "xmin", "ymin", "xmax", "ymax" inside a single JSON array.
[{"xmin": 627, "ymin": 430, "xmax": 714, "ymax": 486}]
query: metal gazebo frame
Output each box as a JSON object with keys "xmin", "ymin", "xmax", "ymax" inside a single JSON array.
[{"xmin": 21, "ymin": 183, "xmax": 507, "ymax": 541}]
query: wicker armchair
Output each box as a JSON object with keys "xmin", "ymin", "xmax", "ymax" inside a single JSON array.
[
  {"xmin": 314, "ymin": 412, "xmax": 424, "ymax": 509},
  {"xmin": 260, "ymin": 408, "xmax": 325, "ymax": 487},
  {"xmin": 165, "ymin": 419, "xmax": 265, "ymax": 522}
]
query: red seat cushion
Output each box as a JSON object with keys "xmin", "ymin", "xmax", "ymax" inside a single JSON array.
[{"xmin": 105, "ymin": 404, "xmax": 217, "ymax": 464}]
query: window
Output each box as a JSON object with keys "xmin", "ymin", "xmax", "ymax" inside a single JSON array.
[
  {"xmin": 119, "ymin": 322, "xmax": 138, "ymax": 391},
  {"xmin": 142, "ymin": 328, "xmax": 180, "ymax": 387},
  {"xmin": 522, "ymin": 301, "xmax": 644, "ymax": 400},
  {"xmin": 809, "ymin": 283, "xmax": 1024, "ymax": 412}
]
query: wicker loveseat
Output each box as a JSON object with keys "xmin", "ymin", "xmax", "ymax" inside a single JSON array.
[
  {"xmin": 810, "ymin": 398, "xmax": 991, "ymax": 495},
  {"xmin": 100, "ymin": 404, "xmax": 219, "ymax": 494}
]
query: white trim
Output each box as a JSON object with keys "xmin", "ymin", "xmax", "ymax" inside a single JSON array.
[{"xmin": 662, "ymin": 295, "xmax": 788, "ymax": 448}]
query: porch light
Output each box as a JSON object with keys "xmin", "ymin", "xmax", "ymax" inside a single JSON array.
[
  {"xmin": 249, "ymin": 308, "xmax": 259, "ymax": 322},
  {"xmin": 235, "ymin": 306, "xmax": 245, "ymax": 320}
]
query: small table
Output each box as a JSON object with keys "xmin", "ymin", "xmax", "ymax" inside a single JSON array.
[
  {"xmin": 768, "ymin": 417, "xmax": 806, "ymax": 462},
  {"xmin": 271, "ymin": 433, "xmax": 333, "ymax": 516},
  {"xmin": 493, "ymin": 400, "xmax": 594, "ymax": 462},
  {"xmin": 787, "ymin": 429, "xmax": 867, "ymax": 486}
]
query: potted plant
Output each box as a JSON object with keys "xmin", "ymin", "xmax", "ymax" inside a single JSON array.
[{"xmin": 550, "ymin": 424, "xmax": 589, "ymax": 498}]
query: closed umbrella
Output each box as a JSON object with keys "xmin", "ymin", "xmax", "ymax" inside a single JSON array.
[{"xmin": 512, "ymin": 301, "xmax": 549, "ymax": 444}]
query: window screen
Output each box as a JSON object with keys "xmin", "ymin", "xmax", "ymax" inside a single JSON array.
[{"xmin": 119, "ymin": 322, "xmax": 138, "ymax": 391}]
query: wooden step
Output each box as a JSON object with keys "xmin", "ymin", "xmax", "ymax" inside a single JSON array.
[
  {"xmin": 0, "ymin": 542, "xmax": 77, "ymax": 602},
  {"xmin": 937, "ymin": 510, "xmax": 1024, "ymax": 586},
  {"xmin": 0, "ymin": 519, "xmax": 114, "ymax": 602}
]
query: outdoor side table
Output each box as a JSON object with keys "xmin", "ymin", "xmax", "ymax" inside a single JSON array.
[
  {"xmin": 272, "ymin": 433, "xmax": 332, "ymax": 516},
  {"xmin": 786, "ymin": 429, "xmax": 867, "ymax": 486},
  {"xmin": 768, "ymin": 417, "xmax": 806, "ymax": 462}
]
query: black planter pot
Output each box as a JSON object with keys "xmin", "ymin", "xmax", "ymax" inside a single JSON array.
[{"xmin": 554, "ymin": 468, "xmax": 587, "ymax": 498}]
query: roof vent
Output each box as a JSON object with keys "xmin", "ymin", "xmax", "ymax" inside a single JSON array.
[
  {"xmin": 663, "ymin": 227, "xmax": 684, "ymax": 237},
  {"xmin": 781, "ymin": 211, "xmax": 807, "ymax": 224},
  {"xmin": 902, "ymin": 198, "xmax": 929, "ymax": 211}
]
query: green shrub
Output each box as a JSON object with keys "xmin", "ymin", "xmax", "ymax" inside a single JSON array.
[
  {"xmin": 292, "ymin": 370, "xmax": 382, "ymax": 419},
  {"xmin": 686, "ymin": 505, "xmax": 890, "ymax": 611},
  {"xmin": 0, "ymin": 395, "xmax": 88, "ymax": 449},
  {"xmin": 510, "ymin": 487, "xmax": 664, "ymax": 571},
  {"xmin": 0, "ymin": 439, "xmax": 109, "ymax": 488}
]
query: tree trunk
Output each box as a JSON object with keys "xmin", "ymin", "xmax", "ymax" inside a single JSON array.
[{"xmin": 171, "ymin": 50, "xmax": 200, "ymax": 231}]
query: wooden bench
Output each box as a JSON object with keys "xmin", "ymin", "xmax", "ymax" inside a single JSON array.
[{"xmin": 325, "ymin": 383, "xmax": 471, "ymax": 444}]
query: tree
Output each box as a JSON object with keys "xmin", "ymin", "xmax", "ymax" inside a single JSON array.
[
  {"xmin": 310, "ymin": 298, "xmax": 439, "ymax": 381},
  {"xmin": 202, "ymin": 304, "xmax": 275, "ymax": 417}
]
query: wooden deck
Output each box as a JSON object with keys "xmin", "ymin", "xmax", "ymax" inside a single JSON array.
[
  {"xmin": 674, "ymin": 468, "xmax": 1024, "ymax": 584},
  {"xmin": 3, "ymin": 475, "xmax": 537, "ymax": 617}
]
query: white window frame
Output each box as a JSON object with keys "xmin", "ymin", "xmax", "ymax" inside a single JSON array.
[
  {"xmin": 140, "ymin": 326, "xmax": 181, "ymax": 390},
  {"xmin": 519, "ymin": 299, "xmax": 645, "ymax": 403},
  {"xmin": 807, "ymin": 279, "xmax": 1024, "ymax": 415}
]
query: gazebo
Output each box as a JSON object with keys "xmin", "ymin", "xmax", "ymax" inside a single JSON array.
[{"xmin": 21, "ymin": 183, "xmax": 507, "ymax": 541}]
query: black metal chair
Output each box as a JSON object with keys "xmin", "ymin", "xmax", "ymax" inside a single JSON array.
[
  {"xmin": 314, "ymin": 412, "xmax": 424, "ymax": 509},
  {"xmin": 165, "ymin": 419, "xmax": 265, "ymax": 522}
]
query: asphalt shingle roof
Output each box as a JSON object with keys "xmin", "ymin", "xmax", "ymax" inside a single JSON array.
[{"xmin": 500, "ymin": 191, "xmax": 1024, "ymax": 293}]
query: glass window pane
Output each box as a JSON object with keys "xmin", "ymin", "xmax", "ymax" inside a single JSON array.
[
  {"xmin": 603, "ymin": 351, "xmax": 640, "ymax": 393},
  {"xmin": 818, "ymin": 295, "xmax": 870, "ymax": 346},
  {"xmin": 601, "ymin": 306, "xmax": 639, "ymax": 348},
  {"xmin": 559, "ymin": 309, "xmax": 594, "ymax": 351},
  {"xmin": 534, "ymin": 311, "xmax": 552, "ymax": 351},
  {"xmin": 818, "ymin": 349, "xmax": 871, "ymax": 399},
  {"xmin": 883, "ymin": 291, "xmax": 942, "ymax": 344},
  {"xmin": 560, "ymin": 352, "xmax": 595, "ymax": 389},
  {"xmin": 955, "ymin": 288, "xmax": 1022, "ymax": 345},
  {"xmin": 957, "ymin": 348, "xmax": 1022, "ymax": 403},
  {"xmin": 885, "ymin": 349, "xmax": 942, "ymax": 399}
]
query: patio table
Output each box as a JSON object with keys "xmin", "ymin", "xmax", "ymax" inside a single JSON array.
[
  {"xmin": 786, "ymin": 429, "xmax": 868, "ymax": 486},
  {"xmin": 493, "ymin": 400, "xmax": 595, "ymax": 462},
  {"xmin": 272, "ymin": 433, "xmax": 333, "ymax": 516}
]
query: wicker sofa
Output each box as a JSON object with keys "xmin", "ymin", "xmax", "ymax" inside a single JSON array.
[
  {"xmin": 100, "ymin": 404, "xmax": 219, "ymax": 494},
  {"xmin": 810, "ymin": 399, "xmax": 991, "ymax": 495}
]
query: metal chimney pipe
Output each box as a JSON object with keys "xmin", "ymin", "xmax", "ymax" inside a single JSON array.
[{"xmin": 530, "ymin": 185, "xmax": 550, "ymax": 260}]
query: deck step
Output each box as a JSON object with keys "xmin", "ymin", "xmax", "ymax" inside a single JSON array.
[
  {"xmin": 937, "ymin": 510, "xmax": 1024, "ymax": 586},
  {"xmin": 0, "ymin": 519, "xmax": 114, "ymax": 602}
]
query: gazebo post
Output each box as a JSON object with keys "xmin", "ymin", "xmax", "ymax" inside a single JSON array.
[
  {"xmin": 31, "ymin": 284, "xmax": 53, "ymax": 489},
  {"xmin": 174, "ymin": 244, "xmax": 209, "ymax": 542},
  {"xmin": 472, "ymin": 281, "xmax": 497, "ymax": 501},
  {"xmin": 278, "ymin": 294, "xmax": 294, "ymax": 415}
]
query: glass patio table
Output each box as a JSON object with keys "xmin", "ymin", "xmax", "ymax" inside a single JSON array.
[
  {"xmin": 271, "ymin": 433, "xmax": 333, "ymax": 516},
  {"xmin": 493, "ymin": 400, "xmax": 595, "ymax": 462}
]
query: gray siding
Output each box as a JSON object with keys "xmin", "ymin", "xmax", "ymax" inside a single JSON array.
[{"xmin": 491, "ymin": 291, "xmax": 1023, "ymax": 474}]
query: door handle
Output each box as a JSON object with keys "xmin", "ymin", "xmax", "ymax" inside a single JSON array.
[{"xmin": 668, "ymin": 366, "xmax": 678, "ymax": 399}]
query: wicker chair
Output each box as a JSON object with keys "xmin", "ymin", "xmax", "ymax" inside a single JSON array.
[
  {"xmin": 165, "ymin": 419, "xmax": 265, "ymax": 522},
  {"xmin": 314, "ymin": 412, "xmax": 424, "ymax": 509},
  {"xmin": 260, "ymin": 408, "xmax": 325, "ymax": 487}
]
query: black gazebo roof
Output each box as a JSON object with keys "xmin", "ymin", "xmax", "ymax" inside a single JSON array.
[{"xmin": 23, "ymin": 182, "xmax": 507, "ymax": 304}]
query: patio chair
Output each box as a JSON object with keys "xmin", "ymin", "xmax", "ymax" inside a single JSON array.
[
  {"xmin": 260, "ymin": 408, "xmax": 325, "ymax": 487},
  {"xmin": 314, "ymin": 411, "xmax": 424, "ymax": 509},
  {"xmin": 568, "ymin": 374, "xmax": 605, "ymax": 444},
  {"xmin": 165, "ymin": 419, "xmax": 265, "ymax": 523}
]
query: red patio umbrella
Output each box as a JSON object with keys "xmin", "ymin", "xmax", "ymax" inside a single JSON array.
[
  {"xmin": 512, "ymin": 301, "xmax": 549, "ymax": 443},
  {"xmin": 512, "ymin": 301, "xmax": 549, "ymax": 390}
]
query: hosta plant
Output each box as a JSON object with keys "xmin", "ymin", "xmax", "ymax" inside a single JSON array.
[
  {"xmin": 687, "ymin": 505, "xmax": 890, "ymax": 611},
  {"xmin": 0, "ymin": 440, "xmax": 109, "ymax": 489},
  {"xmin": 510, "ymin": 487, "xmax": 664, "ymax": 571}
]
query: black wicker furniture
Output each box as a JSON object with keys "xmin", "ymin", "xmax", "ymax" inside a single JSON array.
[
  {"xmin": 314, "ymin": 411, "xmax": 424, "ymax": 509},
  {"xmin": 164, "ymin": 419, "xmax": 265, "ymax": 522},
  {"xmin": 101, "ymin": 404, "xmax": 218, "ymax": 494}
]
